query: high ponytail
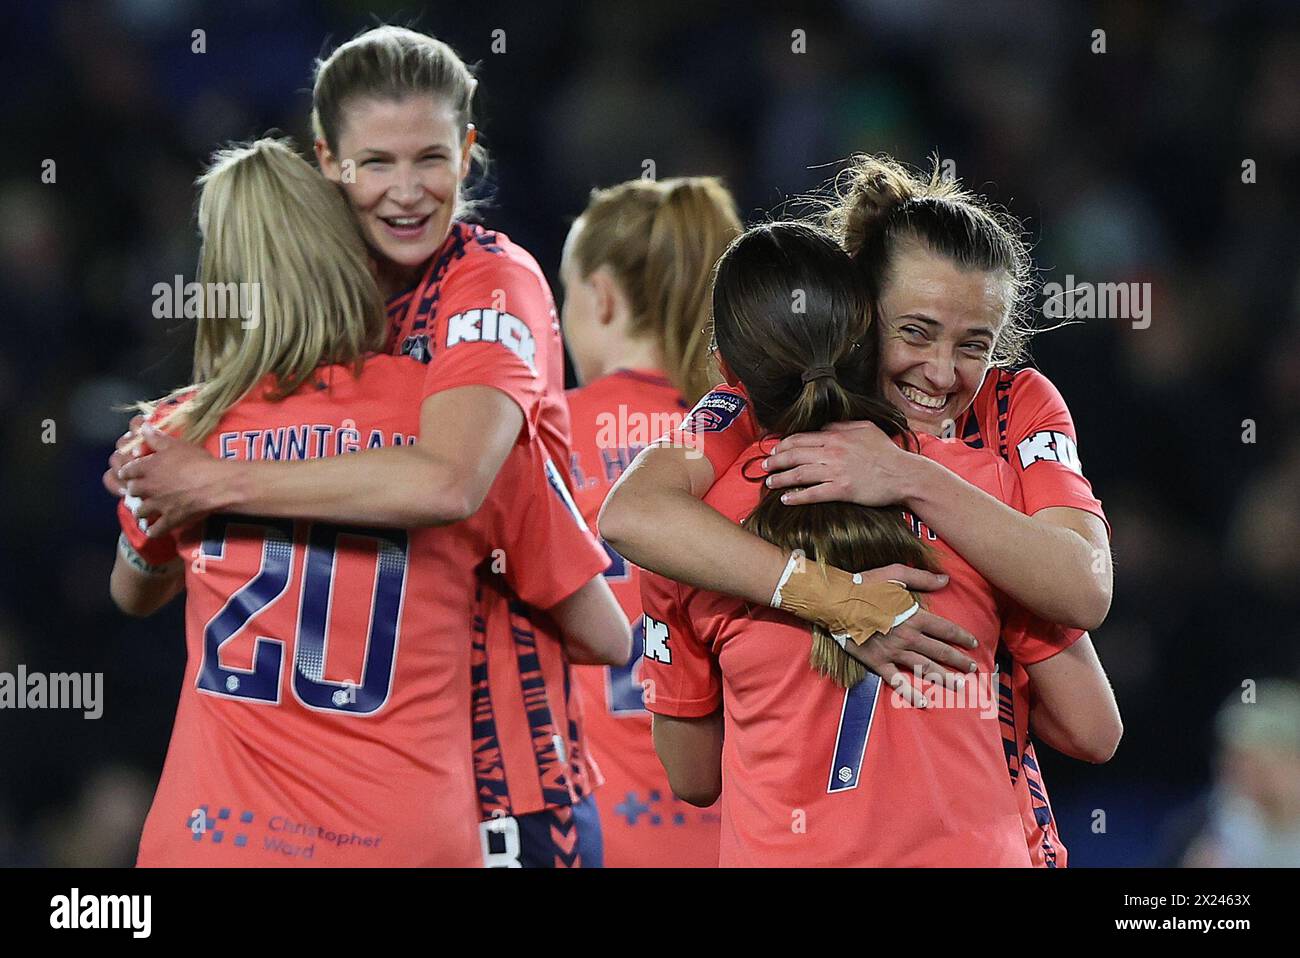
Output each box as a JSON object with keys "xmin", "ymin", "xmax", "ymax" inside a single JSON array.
[
  {"xmin": 822, "ymin": 153, "xmax": 1036, "ymax": 368},
  {"xmin": 572, "ymin": 177, "xmax": 741, "ymax": 405},
  {"xmin": 712, "ymin": 222, "xmax": 937, "ymax": 688},
  {"xmin": 826, "ymin": 157, "xmax": 916, "ymax": 264}
]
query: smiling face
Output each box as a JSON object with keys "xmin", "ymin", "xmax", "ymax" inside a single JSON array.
[
  {"xmin": 316, "ymin": 95, "xmax": 471, "ymax": 287},
  {"xmin": 875, "ymin": 242, "xmax": 1011, "ymax": 436}
]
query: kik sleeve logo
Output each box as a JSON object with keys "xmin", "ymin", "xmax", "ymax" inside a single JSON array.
[
  {"xmin": 643, "ymin": 615, "xmax": 672, "ymax": 664},
  {"xmin": 445, "ymin": 308, "xmax": 537, "ymax": 371},
  {"xmin": 1016, "ymin": 430, "xmax": 1082, "ymax": 474}
]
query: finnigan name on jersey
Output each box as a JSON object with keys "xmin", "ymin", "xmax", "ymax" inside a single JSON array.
[{"xmin": 218, "ymin": 424, "xmax": 417, "ymax": 461}]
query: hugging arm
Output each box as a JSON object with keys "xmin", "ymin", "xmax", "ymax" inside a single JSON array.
[
  {"xmin": 599, "ymin": 443, "xmax": 790, "ymax": 606},
  {"xmin": 765, "ymin": 423, "xmax": 1112, "ymax": 630},
  {"xmin": 117, "ymin": 386, "xmax": 524, "ymax": 535},
  {"xmin": 599, "ymin": 444, "xmax": 977, "ymax": 684},
  {"xmin": 1024, "ymin": 636, "xmax": 1122, "ymax": 763},
  {"xmin": 905, "ymin": 462, "xmax": 1111, "ymax": 630},
  {"xmin": 549, "ymin": 577, "xmax": 633, "ymax": 667},
  {"xmin": 110, "ymin": 533, "xmax": 184, "ymax": 617},
  {"xmin": 653, "ymin": 711, "xmax": 724, "ymax": 807}
]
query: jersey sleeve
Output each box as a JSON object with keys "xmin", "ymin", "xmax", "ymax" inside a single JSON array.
[
  {"xmin": 667, "ymin": 384, "xmax": 758, "ymax": 483},
  {"xmin": 639, "ymin": 571, "xmax": 722, "ymax": 718},
  {"xmin": 115, "ymin": 401, "xmax": 188, "ymax": 565},
  {"xmin": 423, "ymin": 255, "xmax": 551, "ymax": 440},
  {"xmin": 116, "ymin": 498, "xmax": 180, "ymax": 565},
  {"xmin": 983, "ymin": 438, "xmax": 1087, "ymax": 664},
  {"xmin": 1004, "ymin": 370, "xmax": 1108, "ymax": 526},
  {"xmin": 501, "ymin": 453, "xmax": 611, "ymax": 609},
  {"xmin": 1002, "ymin": 607, "xmax": 1085, "ymax": 666}
]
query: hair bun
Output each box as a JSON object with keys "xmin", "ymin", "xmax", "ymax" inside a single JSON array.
[{"xmin": 832, "ymin": 154, "xmax": 916, "ymax": 257}]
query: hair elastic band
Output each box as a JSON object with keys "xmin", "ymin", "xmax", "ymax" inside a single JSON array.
[{"xmin": 801, "ymin": 364, "xmax": 837, "ymax": 384}]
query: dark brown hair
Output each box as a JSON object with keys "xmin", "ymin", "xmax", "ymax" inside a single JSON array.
[
  {"xmin": 824, "ymin": 153, "xmax": 1034, "ymax": 367},
  {"xmin": 712, "ymin": 222, "xmax": 937, "ymax": 687}
]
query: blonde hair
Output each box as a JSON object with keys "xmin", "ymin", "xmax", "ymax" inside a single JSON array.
[
  {"xmin": 822, "ymin": 153, "xmax": 1035, "ymax": 368},
  {"xmin": 311, "ymin": 25, "xmax": 486, "ymax": 218},
  {"xmin": 145, "ymin": 138, "xmax": 384, "ymax": 441},
  {"xmin": 570, "ymin": 177, "xmax": 741, "ymax": 405}
]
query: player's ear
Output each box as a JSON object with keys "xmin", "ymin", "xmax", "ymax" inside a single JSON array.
[
  {"xmin": 459, "ymin": 124, "xmax": 476, "ymax": 181},
  {"xmin": 589, "ymin": 267, "xmax": 621, "ymax": 329},
  {"xmin": 316, "ymin": 138, "xmax": 340, "ymax": 181},
  {"xmin": 716, "ymin": 354, "xmax": 739, "ymax": 385}
]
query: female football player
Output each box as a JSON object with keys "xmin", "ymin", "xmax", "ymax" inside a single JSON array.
[
  {"xmin": 112, "ymin": 27, "xmax": 629, "ymax": 867},
  {"xmin": 111, "ymin": 138, "xmax": 514, "ymax": 865},
  {"xmin": 561, "ymin": 176, "xmax": 741, "ymax": 866},
  {"xmin": 600, "ymin": 155, "xmax": 1115, "ymax": 864},
  {"xmin": 640, "ymin": 222, "xmax": 1121, "ymax": 866}
]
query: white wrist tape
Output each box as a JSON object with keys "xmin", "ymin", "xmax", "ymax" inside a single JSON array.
[
  {"xmin": 893, "ymin": 601, "xmax": 920, "ymax": 627},
  {"xmin": 769, "ymin": 551, "xmax": 802, "ymax": 608}
]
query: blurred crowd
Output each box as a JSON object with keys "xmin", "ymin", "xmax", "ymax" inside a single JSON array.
[{"xmin": 1, "ymin": 0, "xmax": 1297, "ymax": 866}]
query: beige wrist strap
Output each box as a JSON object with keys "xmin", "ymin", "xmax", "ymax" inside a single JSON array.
[{"xmin": 773, "ymin": 552, "xmax": 919, "ymax": 646}]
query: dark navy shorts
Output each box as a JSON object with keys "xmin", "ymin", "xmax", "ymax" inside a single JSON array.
[{"xmin": 479, "ymin": 793, "xmax": 604, "ymax": 868}]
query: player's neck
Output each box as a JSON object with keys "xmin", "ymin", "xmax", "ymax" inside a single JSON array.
[
  {"xmin": 599, "ymin": 336, "xmax": 663, "ymax": 381},
  {"xmin": 376, "ymin": 257, "xmax": 427, "ymax": 302}
]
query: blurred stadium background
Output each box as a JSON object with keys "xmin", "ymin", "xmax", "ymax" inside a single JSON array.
[{"xmin": 2, "ymin": 0, "xmax": 1298, "ymax": 867}]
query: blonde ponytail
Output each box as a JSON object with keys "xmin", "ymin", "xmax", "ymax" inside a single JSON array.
[{"xmin": 572, "ymin": 177, "xmax": 741, "ymax": 405}]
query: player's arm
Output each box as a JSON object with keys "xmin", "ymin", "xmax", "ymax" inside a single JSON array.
[
  {"xmin": 640, "ymin": 572, "xmax": 725, "ymax": 807},
  {"xmin": 110, "ymin": 534, "xmax": 184, "ymax": 617},
  {"xmin": 1024, "ymin": 636, "xmax": 1122, "ymax": 763},
  {"xmin": 652, "ymin": 711, "xmax": 724, "ymax": 807},
  {"xmin": 119, "ymin": 386, "xmax": 523, "ymax": 535},
  {"xmin": 600, "ymin": 442, "xmax": 789, "ymax": 605},
  {"xmin": 548, "ymin": 576, "xmax": 632, "ymax": 666},
  {"xmin": 906, "ymin": 463, "xmax": 1110, "ymax": 629},
  {"xmin": 601, "ymin": 444, "xmax": 978, "ymax": 678},
  {"xmin": 765, "ymin": 422, "xmax": 1111, "ymax": 630}
]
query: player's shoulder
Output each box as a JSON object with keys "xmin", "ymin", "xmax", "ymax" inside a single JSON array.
[
  {"xmin": 916, "ymin": 433, "xmax": 1016, "ymax": 500},
  {"xmin": 706, "ymin": 440, "xmax": 768, "ymax": 518},
  {"xmin": 681, "ymin": 382, "xmax": 751, "ymax": 434},
  {"xmin": 303, "ymin": 355, "xmax": 427, "ymax": 400},
  {"xmin": 355, "ymin": 353, "xmax": 429, "ymax": 392},
  {"xmin": 967, "ymin": 364, "xmax": 1075, "ymax": 443},
  {"xmin": 246, "ymin": 358, "xmax": 424, "ymax": 421},
  {"xmin": 1002, "ymin": 366, "xmax": 1069, "ymax": 407},
  {"xmin": 565, "ymin": 370, "xmax": 618, "ymax": 409},
  {"xmin": 448, "ymin": 222, "xmax": 551, "ymax": 290},
  {"xmin": 996, "ymin": 366, "xmax": 1081, "ymax": 445}
]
